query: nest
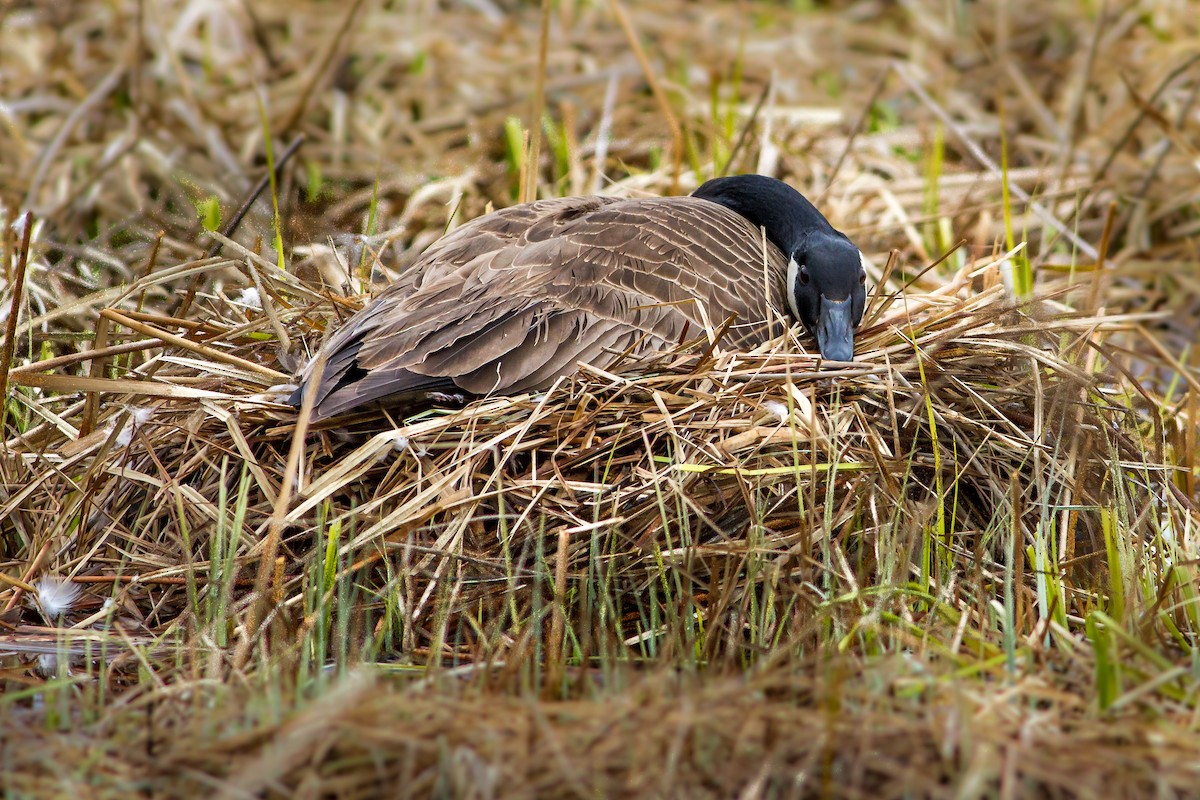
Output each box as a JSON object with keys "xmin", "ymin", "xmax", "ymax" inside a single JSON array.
[{"xmin": 3, "ymin": 241, "xmax": 1174, "ymax": 666}]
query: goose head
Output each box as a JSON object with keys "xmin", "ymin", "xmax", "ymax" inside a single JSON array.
[{"xmin": 693, "ymin": 175, "xmax": 866, "ymax": 362}]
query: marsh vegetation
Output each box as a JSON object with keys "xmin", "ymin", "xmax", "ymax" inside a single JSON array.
[{"xmin": 0, "ymin": 1, "xmax": 1197, "ymax": 796}]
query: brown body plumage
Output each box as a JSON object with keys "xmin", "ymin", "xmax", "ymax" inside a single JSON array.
[{"xmin": 299, "ymin": 195, "xmax": 792, "ymax": 420}]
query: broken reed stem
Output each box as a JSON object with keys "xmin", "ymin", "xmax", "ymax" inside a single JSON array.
[
  {"xmin": 236, "ymin": 345, "xmax": 328, "ymax": 670},
  {"xmin": 80, "ymin": 313, "xmax": 110, "ymax": 437},
  {"xmin": 1090, "ymin": 52, "xmax": 1200, "ymax": 185},
  {"xmin": 134, "ymin": 231, "xmax": 164, "ymax": 311},
  {"xmin": 99, "ymin": 308, "xmax": 290, "ymax": 382},
  {"xmin": 0, "ymin": 572, "xmax": 38, "ymax": 594},
  {"xmin": 894, "ymin": 62, "xmax": 1098, "ymax": 260},
  {"xmin": 609, "ymin": 0, "xmax": 683, "ymax": 194},
  {"xmin": 73, "ymin": 574, "xmax": 259, "ymax": 586},
  {"xmin": 1085, "ymin": 201, "xmax": 1118, "ymax": 314},
  {"xmin": 175, "ymin": 133, "xmax": 306, "ymax": 319},
  {"xmin": 721, "ymin": 79, "xmax": 771, "ymax": 178},
  {"xmin": 0, "ymin": 573, "xmax": 259, "ymax": 607},
  {"xmin": 545, "ymin": 526, "xmax": 571, "ymax": 696},
  {"xmin": 523, "ymin": 0, "xmax": 553, "ymax": 204},
  {"xmin": 277, "ymin": 0, "xmax": 367, "ymax": 136},
  {"xmin": 0, "ymin": 211, "xmax": 34, "ymax": 449},
  {"xmin": 211, "ymin": 127, "xmax": 304, "ymax": 265},
  {"xmin": 2, "ymin": 539, "xmax": 51, "ymax": 614},
  {"xmin": 820, "ymin": 68, "xmax": 889, "ymax": 202},
  {"xmin": 1055, "ymin": 0, "xmax": 1108, "ymax": 191}
]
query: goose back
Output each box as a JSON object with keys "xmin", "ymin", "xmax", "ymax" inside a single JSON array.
[{"xmin": 302, "ymin": 195, "xmax": 791, "ymax": 419}]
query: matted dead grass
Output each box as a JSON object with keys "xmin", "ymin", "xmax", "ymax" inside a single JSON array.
[
  {"xmin": 6, "ymin": 667, "xmax": 1200, "ymax": 798},
  {"xmin": 0, "ymin": 244, "xmax": 1170, "ymax": 652},
  {"xmin": 1, "ymin": 0, "xmax": 1198, "ymax": 797}
]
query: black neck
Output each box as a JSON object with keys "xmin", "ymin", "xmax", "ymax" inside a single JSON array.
[{"xmin": 692, "ymin": 175, "xmax": 836, "ymax": 255}]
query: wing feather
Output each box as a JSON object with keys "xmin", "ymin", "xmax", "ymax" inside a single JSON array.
[{"xmin": 299, "ymin": 195, "xmax": 789, "ymax": 419}]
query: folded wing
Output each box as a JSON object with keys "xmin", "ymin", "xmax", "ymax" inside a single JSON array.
[{"xmin": 300, "ymin": 195, "xmax": 789, "ymax": 419}]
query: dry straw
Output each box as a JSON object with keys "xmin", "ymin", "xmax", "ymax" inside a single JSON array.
[
  {"xmin": 0, "ymin": 235, "xmax": 1178, "ymax": 663},
  {"xmin": 1, "ymin": 0, "xmax": 1198, "ymax": 796}
]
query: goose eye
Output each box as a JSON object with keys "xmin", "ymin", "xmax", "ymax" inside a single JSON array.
[
  {"xmin": 859, "ymin": 271, "xmax": 867, "ymax": 285},
  {"xmin": 798, "ymin": 265, "xmax": 810, "ymax": 285}
]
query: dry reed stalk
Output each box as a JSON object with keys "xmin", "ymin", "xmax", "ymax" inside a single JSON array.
[{"xmin": 2, "ymin": 248, "xmax": 1184, "ymax": 666}]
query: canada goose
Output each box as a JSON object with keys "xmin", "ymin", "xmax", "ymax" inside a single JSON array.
[{"xmin": 293, "ymin": 174, "xmax": 866, "ymax": 420}]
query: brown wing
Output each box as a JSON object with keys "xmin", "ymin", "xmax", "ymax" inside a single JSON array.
[{"xmin": 298, "ymin": 195, "xmax": 789, "ymax": 419}]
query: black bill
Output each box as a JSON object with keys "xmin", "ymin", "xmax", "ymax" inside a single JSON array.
[{"xmin": 816, "ymin": 297, "xmax": 855, "ymax": 362}]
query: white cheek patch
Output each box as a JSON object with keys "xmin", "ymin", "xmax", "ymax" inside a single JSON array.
[{"xmin": 786, "ymin": 256, "xmax": 803, "ymax": 322}]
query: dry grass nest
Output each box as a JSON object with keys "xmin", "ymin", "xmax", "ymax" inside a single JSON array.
[{"xmin": 4, "ymin": 238, "xmax": 1182, "ymax": 667}]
